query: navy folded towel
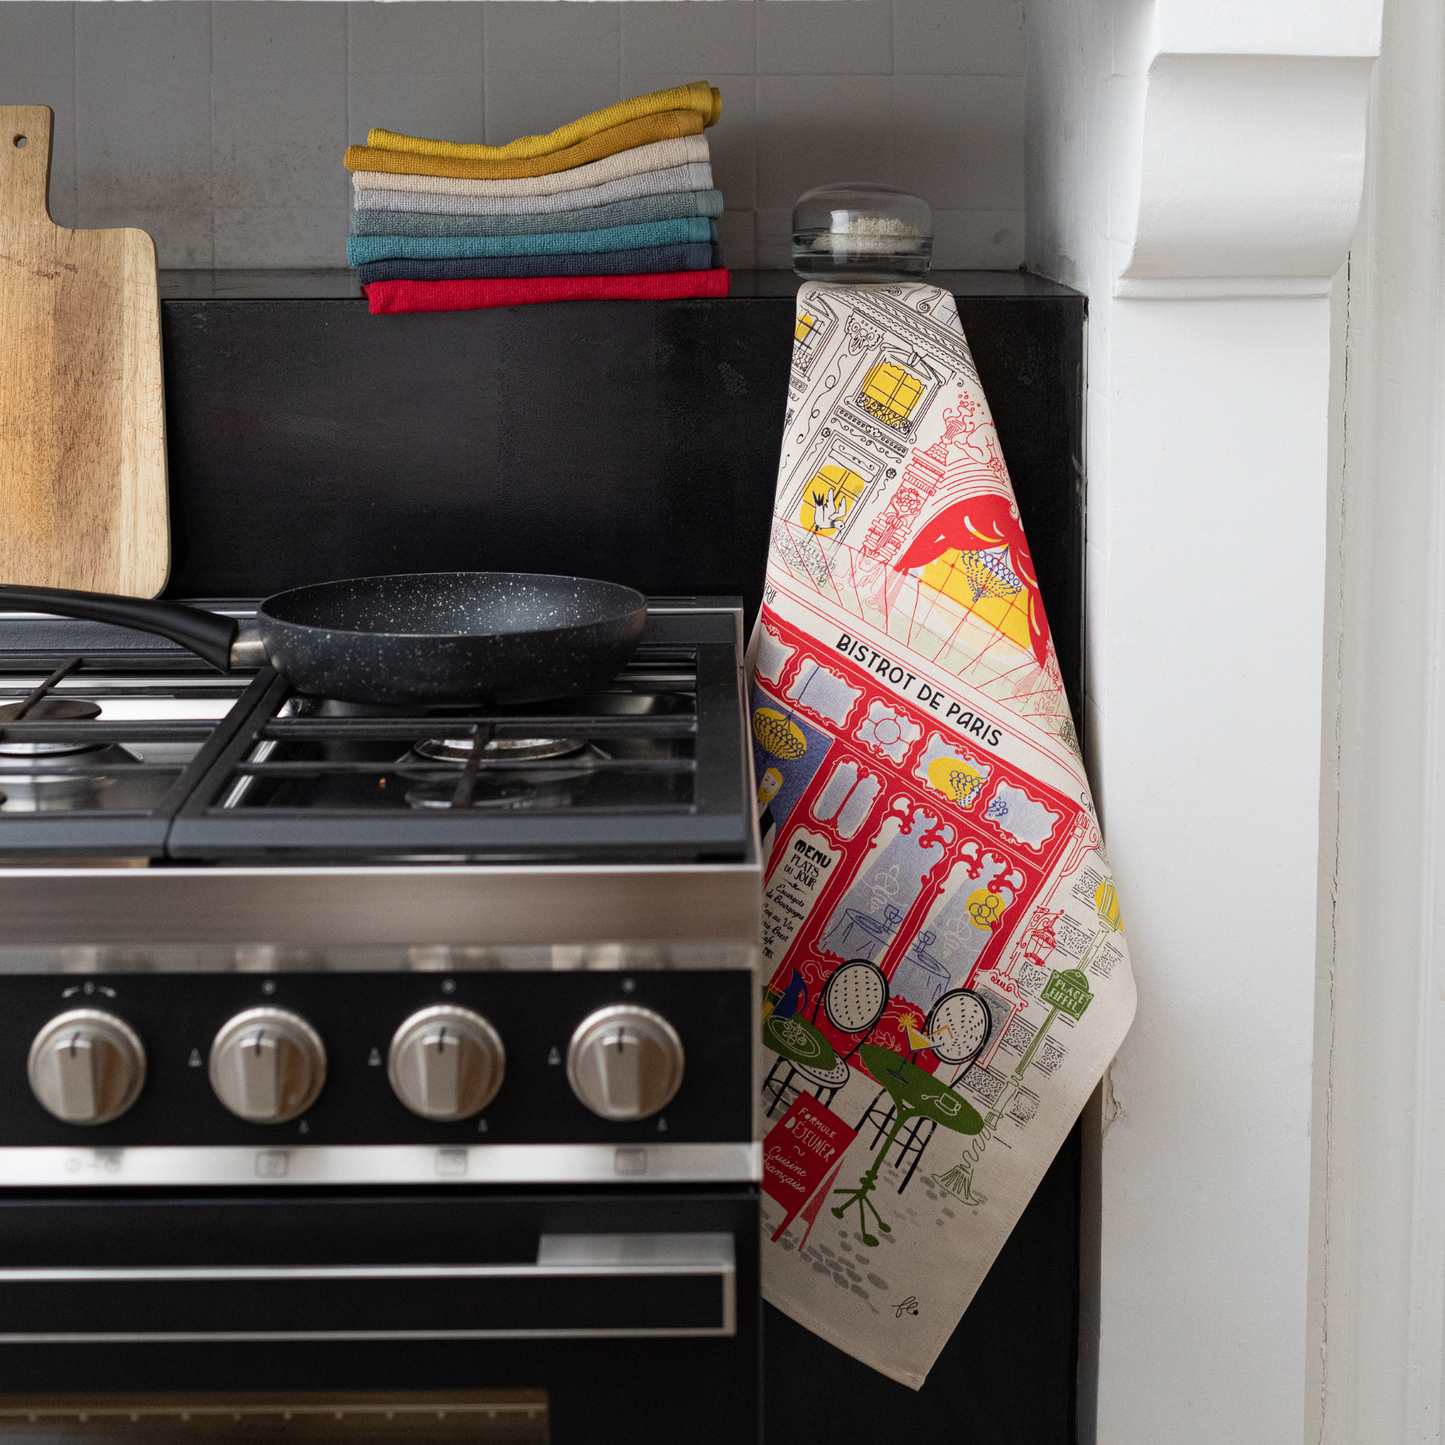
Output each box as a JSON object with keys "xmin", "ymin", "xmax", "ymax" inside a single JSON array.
[{"xmin": 356, "ymin": 240, "xmax": 723, "ymax": 286}]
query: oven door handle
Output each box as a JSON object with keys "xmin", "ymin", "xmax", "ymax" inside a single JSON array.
[{"xmin": 0, "ymin": 1233, "xmax": 738, "ymax": 1342}]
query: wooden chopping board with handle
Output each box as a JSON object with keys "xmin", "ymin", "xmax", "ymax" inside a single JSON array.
[{"xmin": 0, "ymin": 104, "xmax": 168, "ymax": 597}]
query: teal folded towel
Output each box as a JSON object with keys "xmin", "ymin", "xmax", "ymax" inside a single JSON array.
[
  {"xmin": 345, "ymin": 216, "xmax": 716, "ymax": 267},
  {"xmin": 350, "ymin": 189, "xmax": 724, "ymax": 240}
]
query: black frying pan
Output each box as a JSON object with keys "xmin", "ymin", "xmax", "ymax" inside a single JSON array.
[{"xmin": 0, "ymin": 573, "xmax": 648, "ymax": 706}]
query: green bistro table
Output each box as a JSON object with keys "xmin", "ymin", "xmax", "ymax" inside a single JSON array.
[
  {"xmin": 761, "ymin": 1013, "xmax": 850, "ymax": 1116},
  {"xmin": 832, "ymin": 1044, "xmax": 984, "ymax": 1245}
]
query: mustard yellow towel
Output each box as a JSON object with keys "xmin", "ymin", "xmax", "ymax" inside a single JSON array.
[
  {"xmin": 367, "ymin": 81, "xmax": 720, "ymax": 162},
  {"xmin": 345, "ymin": 111, "xmax": 706, "ymax": 182}
]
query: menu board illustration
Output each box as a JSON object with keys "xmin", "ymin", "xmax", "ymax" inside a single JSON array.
[{"xmin": 751, "ymin": 280, "xmax": 1137, "ymax": 1390}]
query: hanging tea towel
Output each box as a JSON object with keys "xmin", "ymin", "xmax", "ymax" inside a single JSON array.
[{"xmin": 750, "ymin": 280, "xmax": 1136, "ymax": 1390}]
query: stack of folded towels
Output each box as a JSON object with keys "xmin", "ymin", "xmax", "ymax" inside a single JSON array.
[{"xmin": 344, "ymin": 81, "xmax": 729, "ymax": 316}]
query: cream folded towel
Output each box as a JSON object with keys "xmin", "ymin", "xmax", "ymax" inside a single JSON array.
[
  {"xmin": 350, "ymin": 135, "xmax": 709, "ymax": 198},
  {"xmin": 352, "ymin": 162, "xmax": 715, "ymax": 217}
]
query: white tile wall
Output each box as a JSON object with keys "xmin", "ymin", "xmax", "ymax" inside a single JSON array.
[{"xmin": 0, "ymin": 0, "xmax": 1025, "ymax": 271}]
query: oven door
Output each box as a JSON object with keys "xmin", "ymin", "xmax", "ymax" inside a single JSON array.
[{"xmin": 0, "ymin": 1188, "xmax": 760, "ymax": 1445}]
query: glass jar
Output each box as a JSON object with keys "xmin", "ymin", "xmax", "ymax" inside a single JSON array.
[{"xmin": 791, "ymin": 182, "xmax": 934, "ymax": 283}]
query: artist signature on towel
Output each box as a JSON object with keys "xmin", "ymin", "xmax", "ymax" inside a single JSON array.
[{"xmin": 893, "ymin": 1296, "xmax": 919, "ymax": 1318}]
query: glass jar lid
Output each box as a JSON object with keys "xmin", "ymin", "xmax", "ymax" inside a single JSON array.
[{"xmin": 792, "ymin": 182, "xmax": 934, "ymax": 284}]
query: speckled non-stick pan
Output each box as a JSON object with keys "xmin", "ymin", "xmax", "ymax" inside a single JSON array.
[{"xmin": 0, "ymin": 572, "xmax": 648, "ymax": 706}]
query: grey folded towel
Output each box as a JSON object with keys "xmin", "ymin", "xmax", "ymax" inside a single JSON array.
[{"xmin": 351, "ymin": 189, "xmax": 724, "ymax": 240}]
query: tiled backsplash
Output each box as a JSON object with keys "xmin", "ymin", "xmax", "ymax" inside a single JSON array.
[{"xmin": 1, "ymin": 0, "xmax": 1024, "ymax": 271}]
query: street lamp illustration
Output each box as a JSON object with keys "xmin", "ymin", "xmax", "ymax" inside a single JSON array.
[
  {"xmin": 1076, "ymin": 879, "xmax": 1121, "ymax": 973},
  {"xmin": 932, "ymin": 966, "xmax": 1094, "ymax": 1204}
]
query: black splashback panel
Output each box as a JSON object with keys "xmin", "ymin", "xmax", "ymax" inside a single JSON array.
[{"xmin": 158, "ymin": 272, "xmax": 1084, "ymax": 721}]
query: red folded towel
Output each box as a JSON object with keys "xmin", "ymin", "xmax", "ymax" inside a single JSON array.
[{"xmin": 363, "ymin": 267, "xmax": 731, "ymax": 314}]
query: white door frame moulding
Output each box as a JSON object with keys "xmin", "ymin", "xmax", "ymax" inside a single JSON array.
[
  {"xmin": 1026, "ymin": 2, "xmax": 1380, "ymax": 1441},
  {"xmin": 1312, "ymin": 0, "xmax": 1445, "ymax": 1438},
  {"xmin": 1117, "ymin": 51, "xmax": 1374, "ymax": 299}
]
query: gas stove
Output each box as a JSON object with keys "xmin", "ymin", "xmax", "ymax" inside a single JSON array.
[
  {"xmin": 0, "ymin": 595, "xmax": 759, "ymax": 1186},
  {"xmin": 0, "ymin": 597, "xmax": 761, "ymax": 1441}
]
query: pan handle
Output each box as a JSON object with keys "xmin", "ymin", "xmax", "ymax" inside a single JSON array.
[{"xmin": 0, "ymin": 584, "xmax": 240, "ymax": 672}]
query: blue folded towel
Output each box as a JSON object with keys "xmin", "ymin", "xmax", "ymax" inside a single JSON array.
[
  {"xmin": 350, "ymin": 189, "xmax": 724, "ymax": 240},
  {"xmin": 346, "ymin": 216, "xmax": 716, "ymax": 267},
  {"xmin": 356, "ymin": 240, "xmax": 724, "ymax": 285}
]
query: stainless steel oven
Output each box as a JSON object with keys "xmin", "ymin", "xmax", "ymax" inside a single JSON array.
[
  {"xmin": 0, "ymin": 1192, "xmax": 757, "ymax": 1442},
  {"xmin": 0, "ymin": 600, "xmax": 761, "ymax": 1444}
]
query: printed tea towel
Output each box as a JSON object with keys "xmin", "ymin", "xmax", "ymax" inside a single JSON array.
[{"xmin": 750, "ymin": 281, "xmax": 1136, "ymax": 1389}]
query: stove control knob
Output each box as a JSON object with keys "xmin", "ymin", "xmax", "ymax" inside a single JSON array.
[
  {"xmin": 28, "ymin": 1009, "xmax": 146, "ymax": 1125},
  {"xmin": 209, "ymin": 1008, "xmax": 326, "ymax": 1124},
  {"xmin": 388, "ymin": 1005, "xmax": 505, "ymax": 1121},
  {"xmin": 566, "ymin": 1006, "xmax": 685, "ymax": 1122}
]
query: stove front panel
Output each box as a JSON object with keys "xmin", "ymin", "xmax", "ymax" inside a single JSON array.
[{"xmin": 0, "ymin": 970, "xmax": 754, "ymax": 1184}]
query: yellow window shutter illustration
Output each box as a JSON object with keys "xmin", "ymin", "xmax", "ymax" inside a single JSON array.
[
  {"xmin": 859, "ymin": 361, "xmax": 926, "ymax": 427},
  {"xmin": 798, "ymin": 464, "xmax": 867, "ymax": 535}
]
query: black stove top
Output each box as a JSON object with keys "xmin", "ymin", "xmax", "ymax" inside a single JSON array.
[{"xmin": 0, "ymin": 599, "xmax": 753, "ymax": 866}]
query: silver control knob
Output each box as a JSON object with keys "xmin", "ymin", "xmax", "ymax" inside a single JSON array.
[
  {"xmin": 566, "ymin": 1005, "xmax": 685, "ymax": 1121},
  {"xmin": 388, "ymin": 1005, "xmax": 505, "ymax": 1121},
  {"xmin": 209, "ymin": 1007, "xmax": 326, "ymax": 1124},
  {"xmin": 27, "ymin": 1009, "xmax": 146, "ymax": 1125}
]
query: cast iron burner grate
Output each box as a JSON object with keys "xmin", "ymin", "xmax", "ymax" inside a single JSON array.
[
  {"xmin": 166, "ymin": 610, "xmax": 752, "ymax": 865},
  {"xmin": 0, "ymin": 657, "xmax": 260, "ymax": 857}
]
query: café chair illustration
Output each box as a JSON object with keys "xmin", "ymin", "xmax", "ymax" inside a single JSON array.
[
  {"xmin": 760, "ymin": 958, "xmax": 888, "ymax": 1116},
  {"xmin": 814, "ymin": 958, "xmax": 889, "ymax": 1065},
  {"xmin": 919, "ymin": 988, "xmax": 992, "ymax": 1079}
]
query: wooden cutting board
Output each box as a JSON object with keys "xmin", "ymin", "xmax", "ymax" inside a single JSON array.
[{"xmin": 0, "ymin": 104, "xmax": 168, "ymax": 597}]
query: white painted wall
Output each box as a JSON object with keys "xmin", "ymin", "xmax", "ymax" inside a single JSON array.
[
  {"xmin": 1026, "ymin": 2, "xmax": 1379, "ymax": 1439},
  {"xmin": 1089, "ymin": 296, "xmax": 1329, "ymax": 1442},
  {"xmin": 0, "ymin": 0, "xmax": 1026, "ymax": 271}
]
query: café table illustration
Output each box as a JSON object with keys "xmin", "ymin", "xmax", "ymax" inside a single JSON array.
[
  {"xmin": 761, "ymin": 1012, "xmax": 851, "ymax": 1116},
  {"xmin": 853, "ymin": 985, "xmax": 993, "ymax": 1192},
  {"xmin": 831, "ymin": 1044, "xmax": 984, "ymax": 1246},
  {"xmin": 820, "ymin": 903, "xmax": 903, "ymax": 964}
]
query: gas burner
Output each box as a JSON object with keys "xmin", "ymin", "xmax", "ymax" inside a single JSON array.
[
  {"xmin": 403, "ymin": 741, "xmax": 608, "ymax": 811},
  {"xmin": 0, "ymin": 698, "xmax": 103, "ymax": 757},
  {"xmin": 0, "ymin": 745, "xmax": 133, "ymax": 813},
  {"xmin": 0, "ymin": 694, "xmax": 128, "ymax": 809},
  {"xmin": 413, "ymin": 735, "xmax": 586, "ymax": 764},
  {"xmin": 405, "ymin": 779, "xmax": 553, "ymax": 811}
]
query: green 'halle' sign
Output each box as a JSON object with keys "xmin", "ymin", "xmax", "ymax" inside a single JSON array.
[{"xmin": 1041, "ymin": 967, "xmax": 1093, "ymax": 1019}]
